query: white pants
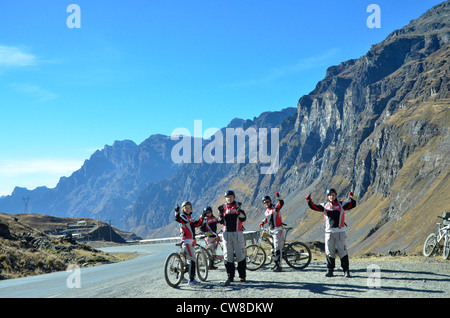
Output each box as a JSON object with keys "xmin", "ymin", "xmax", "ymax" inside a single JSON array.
[
  {"xmin": 223, "ymin": 231, "xmax": 246, "ymax": 263},
  {"xmin": 270, "ymin": 228, "xmax": 284, "ymax": 253},
  {"xmin": 182, "ymin": 239, "xmax": 196, "ymax": 262},
  {"xmin": 325, "ymin": 232, "xmax": 348, "ymax": 258},
  {"xmin": 205, "ymin": 235, "xmax": 217, "ymax": 254}
]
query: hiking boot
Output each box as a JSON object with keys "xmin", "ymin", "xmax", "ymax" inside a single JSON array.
[
  {"xmin": 325, "ymin": 270, "xmax": 334, "ymax": 277},
  {"xmin": 344, "ymin": 271, "xmax": 351, "ymax": 278}
]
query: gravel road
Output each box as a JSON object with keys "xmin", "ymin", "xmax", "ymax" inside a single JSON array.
[
  {"xmin": 156, "ymin": 255, "xmax": 450, "ymax": 298},
  {"xmin": 3, "ymin": 243, "xmax": 447, "ymax": 300}
]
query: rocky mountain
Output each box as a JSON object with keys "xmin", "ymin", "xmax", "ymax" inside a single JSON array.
[
  {"xmin": 0, "ymin": 109, "xmax": 296, "ymax": 231},
  {"xmin": 127, "ymin": 1, "xmax": 450, "ymax": 256},
  {"xmin": 278, "ymin": 0, "xmax": 450, "ymax": 255},
  {"xmin": 0, "ymin": 134, "xmax": 182, "ymax": 228},
  {"xmin": 126, "ymin": 107, "xmax": 297, "ymax": 237},
  {"xmin": 1, "ymin": 2, "xmax": 448, "ymax": 256}
]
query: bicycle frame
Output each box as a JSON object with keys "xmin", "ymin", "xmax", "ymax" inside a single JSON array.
[
  {"xmin": 164, "ymin": 242, "xmax": 209, "ymax": 288},
  {"xmin": 196, "ymin": 230, "xmax": 225, "ymax": 265},
  {"xmin": 423, "ymin": 215, "xmax": 450, "ymax": 259},
  {"xmin": 258, "ymin": 225, "xmax": 291, "ymax": 248},
  {"xmin": 435, "ymin": 221, "xmax": 449, "ymax": 244},
  {"xmin": 255, "ymin": 225, "xmax": 312, "ymax": 269}
]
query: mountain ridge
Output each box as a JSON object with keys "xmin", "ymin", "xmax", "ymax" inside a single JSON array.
[
  {"xmin": 1, "ymin": 1, "xmax": 449, "ymax": 256},
  {"xmin": 0, "ymin": 108, "xmax": 296, "ymax": 230},
  {"xmin": 126, "ymin": 0, "xmax": 450, "ymax": 256}
]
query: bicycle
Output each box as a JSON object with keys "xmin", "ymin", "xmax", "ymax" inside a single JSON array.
[
  {"xmin": 246, "ymin": 224, "xmax": 312, "ymax": 270},
  {"xmin": 198, "ymin": 230, "xmax": 267, "ymax": 271},
  {"xmin": 246, "ymin": 240, "xmax": 267, "ymax": 271},
  {"xmin": 423, "ymin": 212, "xmax": 450, "ymax": 260},
  {"xmin": 164, "ymin": 242, "xmax": 209, "ymax": 288},
  {"xmin": 196, "ymin": 230, "xmax": 225, "ymax": 268}
]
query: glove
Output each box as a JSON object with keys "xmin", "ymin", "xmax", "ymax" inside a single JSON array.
[
  {"xmin": 259, "ymin": 222, "xmax": 264, "ymax": 228},
  {"xmin": 305, "ymin": 194, "xmax": 311, "ymax": 201},
  {"xmin": 349, "ymin": 191, "xmax": 354, "ymax": 198},
  {"xmin": 174, "ymin": 205, "xmax": 180, "ymax": 214},
  {"xmin": 275, "ymin": 192, "xmax": 282, "ymax": 200}
]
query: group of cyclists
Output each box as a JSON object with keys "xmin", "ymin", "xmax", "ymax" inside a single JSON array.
[{"xmin": 174, "ymin": 188, "xmax": 356, "ymax": 286}]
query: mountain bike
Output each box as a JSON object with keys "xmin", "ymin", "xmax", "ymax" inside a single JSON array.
[
  {"xmin": 198, "ymin": 230, "xmax": 267, "ymax": 271},
  {"xmin": 164, "ymin": 242, "xmax": 209, "ymax": 288},
  {"xmin": 246, "ymin": 241, "xmax": 266, "ymax": 271},
  {"xmin": 423, "ymin": 212, "xmax": 450, "ymax": 260},
  {"xmin": 196, "ymin": 230, "xmax": 224, "ymax": 268},
  {"xmin": 246, "ymin": 225, "xmax": 312, "ymax": 270}
]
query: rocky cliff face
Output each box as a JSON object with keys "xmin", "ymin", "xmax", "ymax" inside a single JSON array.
[
  {"xmin": 275, "ymin": 0, "xmax": 450, "ymax": 254},
  {"xmin": 1, "ymin": 2, "xmax": 448, "ymax": 255},
  {"xmin": 126, "ymin": 107, "xmax": 297, "ymax": 237},
  {"xmin": 0, "ymin": 134, "xmax": 181, "ymax": 228},
  {"xmin": 128, "ymin": 1, "xmax": 449, "ymax": 255}
]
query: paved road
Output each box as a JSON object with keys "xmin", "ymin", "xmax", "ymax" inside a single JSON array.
[
  {"xmin": 0, "ymin": 243, "xmax": 449, "ymax": 299},
  {"xmin": 0, "ymin": 243, "xmax": 177, "ymax": 298}
]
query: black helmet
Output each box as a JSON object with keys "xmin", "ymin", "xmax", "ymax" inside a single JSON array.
[
  {"xmin": 326, "ymin": 188, "xmax": 337, "ymax": 196},
  {"xmin": 224, "ymin": 190, "xmax": 235, "ymax": 197},
  {"xmin": 203, "ymin": 206, "xmax": 212, "ymax": 216},
  {"xmin": 261, "ymin": 195, "xmax": 271, "ymax": 202}
]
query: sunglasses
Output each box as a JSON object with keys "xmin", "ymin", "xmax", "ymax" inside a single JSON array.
[{"xmin": 263, "ymin": 200, "xmax": 271, "ymax": 204}]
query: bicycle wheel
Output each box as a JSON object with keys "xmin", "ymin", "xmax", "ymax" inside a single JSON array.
[
  {"xmin": 164, "ymin": 253, "xmax": 184, "ymax": 288},
  {"xmin": 284, "ymin": 242, "xmax": 312, "ymax": 269},
  {"xmin": 265, "ymin": 254, "xmax": 273, "ymax": 266},
  {"xmin": 443, "ymin": 234, "xmax": 449, "ymax": 260},
  {"xmin": 246, "ymin": 244, "xmax": 266, "ymax": 271},
  {"xmin": 423, "ymin": 233, "xmax": 437, "ymax": 257},
  {"xmin": 196, "ymin": 249, "xmax": 209, "ymax": 282}
]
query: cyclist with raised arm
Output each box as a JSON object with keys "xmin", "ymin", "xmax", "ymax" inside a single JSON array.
[
  {"xmin": 175, "ymin": 201, "xmax": 203, "ymax": 285},
  {"xmin": 306, "ymin": 189, "xmax": 356, "ymax": 277},
  {"xmin": 200, "ymin": 206, "xmax": 219, "ymax": 269},
  {"xmin": 259, "ymin": 192, "xmax": 284, "ymax": 272}
]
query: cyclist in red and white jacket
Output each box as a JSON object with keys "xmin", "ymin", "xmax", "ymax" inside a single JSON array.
[
  {"xmin": 200, "ymin": 206, "xmax": 219, "ymax": 270},
  {"xmin": 175, "ymin": 201, "xmax": 203, "ymax": 285},
  {"xmin": 218, "ymin": 190, "xmax": 247, "ymax": 285},
  {"xmin": 259, "ymin": 192, "xmax": 284, "ymax": 272},
  {"xmin": 306, "ymin": 189, "xmax": 356, "ymax": 277}
]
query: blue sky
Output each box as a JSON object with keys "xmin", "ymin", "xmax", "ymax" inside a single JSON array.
[{"xmin": 0, "ymin": 0, "xmax": 443, "ymax": 196}]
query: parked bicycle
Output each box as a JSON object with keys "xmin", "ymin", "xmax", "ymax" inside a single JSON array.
[
  {"xmin": 196, "ymin": 230, "xmax": 225, "ymax": 268},
  {"xmin": 246, "ymin": 224, "xmax": 312, "ymax": 270},
  {"xmin": 423, "ymin": 212, "xmax": 450, "ymax": 260},
  {"xmin": 198, "ymin": 230, "xmax": 267, "ymax": 271},
  {"xmin": 164, "ymin": 242, "xmax": 209, "ymax": 288}
]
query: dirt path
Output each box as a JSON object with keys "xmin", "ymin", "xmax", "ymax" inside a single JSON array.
[{"xmin": 161, "ymin": 256, "xmax": 450, "ymax": 298}]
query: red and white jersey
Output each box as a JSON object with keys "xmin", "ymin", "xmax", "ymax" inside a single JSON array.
[
  {"xmin": 218, "ymin": 201, "xmax": 246, "ymax": 232},
  {"xmin": 308, "ymin": 198, "xmax": 356, "ymax": 233},
  {"xmin": 175, "ymin": 212, "xmax": 203, "ymax": 241},
  {"xmin": 261, "ymin": 199, "xmax": 284, "ymax": 230}
]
